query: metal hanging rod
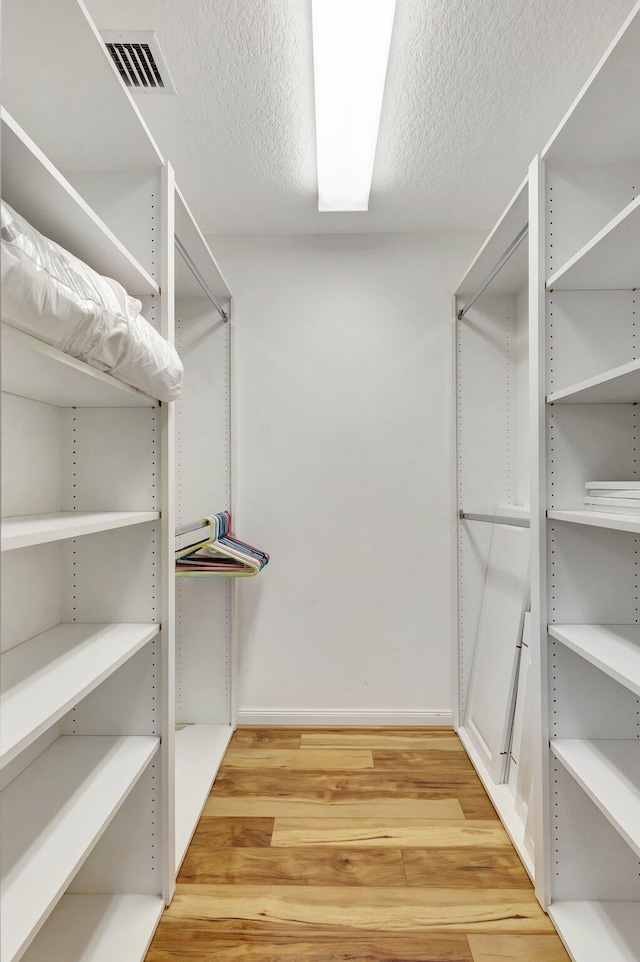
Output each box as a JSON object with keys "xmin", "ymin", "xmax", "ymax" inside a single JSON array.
[
  {"xmin": 175, "ymin": 518, "xmax": 211, "ymax": 537},
  {"xmin": 175, "ymin": 235, "xmax": 229, "ymax": 323},
  {"xmin": 459, "ymin": 510, "xmax": 530, "ymax": 528},
  {"xmin": 457, "ymin": 224, "xmax": 529, "ymax": 320}
]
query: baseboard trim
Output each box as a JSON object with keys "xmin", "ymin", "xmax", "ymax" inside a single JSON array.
[{"xmin": 236, "ymin": 710, "xmax": 454, "ymax": 727}]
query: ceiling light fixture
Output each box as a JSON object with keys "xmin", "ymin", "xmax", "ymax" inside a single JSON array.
[{"xmin": 312, "ymin": 0, "xmax": 397, "ymax": 212}]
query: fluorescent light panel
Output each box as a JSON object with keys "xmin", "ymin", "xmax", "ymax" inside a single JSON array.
[{"xmin": 312, "ymin": 0, "xmax": 396, "ymax": 212}]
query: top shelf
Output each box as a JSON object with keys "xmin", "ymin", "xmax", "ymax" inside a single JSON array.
[
  {"xmin": 543, "ymin": 2, "xmax": 640, "ymax": 164},
  {"xmin": 547, "ymin": 194, "xmax": 640, "ymax": 291},
  {"xmin": 1, "ymin": 0, "xmax": 163, "ymax": 173},
  {"xmin": 175, "ymin": 186, "xmax": 232, "ymax": 303},
  {"xmin": 2, "ymin": 110, "xmax": 158, "ymax": 297},
  {"xmin": 455, "ymin": 178, "xmax": 528, "ymax": 299}
]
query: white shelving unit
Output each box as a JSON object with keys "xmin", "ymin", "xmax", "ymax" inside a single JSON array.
[
  {"xmin": 454, "ymin": 179, "xmax": 534, "ymax": 877},
  {"xmin": 1, "ymin": 0, "xmax": 238, "ymax": 948},
  {"xmin": 535, "ymin": 4, "xmax": 640, "ymax": 958},
  {"xmin": 173, "ymin": 186, "xmax": 236, "ymax": 872},
  {"xmin": 455, "ymin": 11, "xmax": 640, "ymax": 960},
  {"xmin": 0, "ymin": 1, "xmax": 214, "ymax": 958}
]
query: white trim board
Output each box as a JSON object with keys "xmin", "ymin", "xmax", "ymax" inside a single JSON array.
[
  {"xmin": 174, "ymin": 723, "xmax": 234, "ymax": 871},
  {"xmin": 457, "ymin": 724, "xmax": 534, "ymax": 881},
  {"xmin": 236, "ymin": 710, "xmax": 453, "ymax": 727}
]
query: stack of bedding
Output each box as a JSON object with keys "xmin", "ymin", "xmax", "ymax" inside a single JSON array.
[
  {"xmin": 585, "ymin": 481, "xmax": 640, "ymax": 514},
  {"xmin": 0, "ymin": 200, "xmax": 183, "ymax": 402}
]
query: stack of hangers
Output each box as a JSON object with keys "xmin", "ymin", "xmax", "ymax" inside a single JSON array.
[{"xmin": 175, "ymin": 512, "xmax": 269, "ymax": 578}]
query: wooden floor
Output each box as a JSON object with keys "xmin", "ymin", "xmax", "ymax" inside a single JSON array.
[{"xmin": 146, "ymin": 728, "xmax": 570, "ymax": 962}]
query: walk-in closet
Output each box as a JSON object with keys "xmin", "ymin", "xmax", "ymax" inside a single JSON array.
[{"xmin": 1, "ymin": 1, "xmax": 639, "ymax": 961}]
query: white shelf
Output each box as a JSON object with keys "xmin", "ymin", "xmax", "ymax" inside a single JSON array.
[
  {"xmin": 547, "ymin": 358, "xmax": 640, "ymax": 404},
  {"xmin": 175, "ymin": 723, "xmax": 233, "ymax": 870},
  {"xmin": 2, "ymin": 0, "xmax": 163, "ymax": 174},
  {"xmin": 21, "ymin": 894, "xmax": 164, "ymax": 962},
  {"xmin": 0, "ymin": 735, "xmax": 159, "ymax": 962},
  {"xmin": 455, "ymin": 177, "xmax": 528, "ymax": 299},
  {"xmin": 547, "ymin": 509, "xmax": 640, "ymax": 534},
  {"xmin": 549, "ymin": 625, "xmax": 640, "ymax": 698},
  {"xmin": 1, "ymin": 110, "xmax": 158, "ymax": 296},
  {"xmin": 0, "ymin": 623, "xmax": 160, "ymax": 769},
  {"xmin": 550, "ymin": 901, "xmax": 640, "ymax": 962},
  {"xmin": 457, "ymin": 726, "xmax": 534, "ymax": 881},
  {"xmin": 1, "ymin": 326, "xmax": 159, "ymax": 409},
  {"xmin": 547, "ymin": 195, "xmax": 640, "ymax": 292},
  {"xmin": 551, "ymin": 739, "xmax": 640, "ymax": 858},
  {"xmin": 175, "ymin": 185, "xmax": 232, "ymax": 303},
  {"xmin": 1, "ymin": 511, "xmax": 160, "ymax": 552},
  {"xmin": 543, "ymin": 3, "xmax": 640, "ymax": 164}
]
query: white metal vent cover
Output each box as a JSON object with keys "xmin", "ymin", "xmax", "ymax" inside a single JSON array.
[{"xmin": 102, "ymin": 31, "xmax": 176, "ymax": 94}]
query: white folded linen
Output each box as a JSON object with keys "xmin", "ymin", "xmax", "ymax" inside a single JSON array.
[{"xmin": 1, "ymin": 200, "xmax": 183, "ymax": 402}]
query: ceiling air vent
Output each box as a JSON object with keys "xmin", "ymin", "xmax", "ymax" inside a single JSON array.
[{"xmin": 102, "ymin": 31, "xmax": 176, "ymax": 94}]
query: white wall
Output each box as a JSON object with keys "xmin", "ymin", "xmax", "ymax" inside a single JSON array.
[{"xmin": 210, "ymin": 231, "xmax": 483, "ymax": 724}]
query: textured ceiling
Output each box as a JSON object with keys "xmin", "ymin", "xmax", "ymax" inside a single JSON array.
[{"xmin": 86, "ymin": 0, "xmax": 636, "ymax": 234}]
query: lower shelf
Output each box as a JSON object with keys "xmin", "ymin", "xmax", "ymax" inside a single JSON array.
[
  {"xmin": 21, "ymin": 894, "xmax": 164, "ymax": 962},
  {"xmin": 550, "ymin": 901, "xmax": 640, "ymax": 962},
  {"xmin": 0, "ymin": 623, "xmax": 159, "ymax": 769},
  {"xmin": 175, "ymin": 723, "xmax": 233, "ymax": 870},
  {"xmin": 551, "ymin": 739, "xmax": 640, "ymax": 858},
  {"xmin": 456, "ymin": 726, "xmax": 534, "ymax": 880},
  {"xmin": 548, "ymin": 625, "xmax": 640, "ymax": 699},
  {"xmin": 0, "ymin": 735, "xmax": 159, "ymax": 962}
]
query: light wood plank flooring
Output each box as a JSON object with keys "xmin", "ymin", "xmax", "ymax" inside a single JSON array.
[{"xmin": 145, "ymin": 728, "xmax": 570, "ymax": 962}]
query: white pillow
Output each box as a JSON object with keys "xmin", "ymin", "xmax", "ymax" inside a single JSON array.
[{"xmin": 1, "ymin": 200, "xmax": 183, "ymax": 402}]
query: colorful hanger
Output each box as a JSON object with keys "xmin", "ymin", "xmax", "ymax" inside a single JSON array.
[{"xmin": 175, "ymin": 513, "xmax": 269, "ymax": 578}]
